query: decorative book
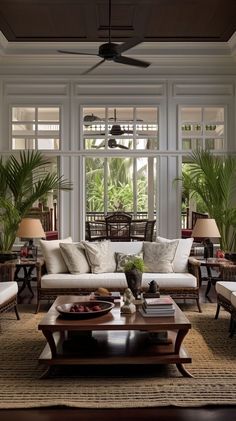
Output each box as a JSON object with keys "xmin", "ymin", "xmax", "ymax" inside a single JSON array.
[{"xmin": 144, "ymin": 296, "xmax": 173, "ymax": 306}]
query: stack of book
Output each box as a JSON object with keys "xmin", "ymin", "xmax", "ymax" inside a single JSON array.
[{"xmin": 140, "ymin": 295, "xmax": 175, "ymax": 317}]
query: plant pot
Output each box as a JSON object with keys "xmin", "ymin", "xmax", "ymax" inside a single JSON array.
[
  {"xmin": 125, "ymin": 269, "xmax": 142, "ymax": 299},
  {"xmin": 0, "ymin": 252, "xmax": 18, "ymax": 263}
]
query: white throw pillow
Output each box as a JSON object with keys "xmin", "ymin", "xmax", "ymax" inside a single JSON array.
[
  {"xmin": 59, "ymin": 242, "xmax": 90, "ymax": 274},
  {"xmin": 39, "ymin": 237, "xmax": 72, "ymax": 274},
  {"xmin": 156, "ymin": 236, "xmax": 193, "ymax": 272},
  {"xmin": 82, "ymin": 241, "xmax": 116, "ymax": 274},
  {"xmin": 143, "ymin": 241, "xmax": 178, "ymax": 273}
]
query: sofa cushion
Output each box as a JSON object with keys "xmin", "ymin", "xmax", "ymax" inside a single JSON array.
[
  {"xmin": 115, "ymin": 252, "xmax": 143, "ymax": 272},
  {"xmin": 156, "ymin": 236, "xmax": 193, "ymax": 272},
  {"xmin": 41, "ymin": 272, "xmax": 127, "ymax": 290},
  {"xmin": 82, "ymin": 241, "xmax": 116, "ymax": 274},
  {"xmin": 142, "ymin": 272, "xmax": 197, "ymax": 289},
  {"xmin": 39, "ymin": 237, "xmax": 72, "ymax": 274},
  {"xmin": 59, "ymin": 242, "xmax": 90, "ymax": 274},
  {"xmin": 40, "ymin": 271, "xmax": 197, "ymax": 290},
  {"xmin": 143, "ymin": 241, "xmax": 178, "ymax": 272}
]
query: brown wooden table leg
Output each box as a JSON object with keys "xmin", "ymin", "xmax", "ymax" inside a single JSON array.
[{"xmin": 175, "ymin": 328, "xmax": 193, "ymax": 378}]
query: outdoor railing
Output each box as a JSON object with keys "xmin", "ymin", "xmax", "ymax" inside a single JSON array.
[
  {"xmin": 86, "ymin": 211, "xmax": 188, "ymax": 229},
  {"xmin": 86, "ymin": 211, "xmax": 149, "ymax": 222}
]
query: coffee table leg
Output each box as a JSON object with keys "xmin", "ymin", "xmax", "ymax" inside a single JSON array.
[
  {"xmin": 40, "ymin": 366, "xmax": 54, "ymax": 379},
  {"xmin": 176, "ymin": 363, "xmax": 193, "ymax": 378},
  {"xmin": 42, "ymin": 330, "xmax": 57, "ymax": 358},
  {"xmin": 175, "ymin": 328, "xmax": 193, "ymax": 378}
]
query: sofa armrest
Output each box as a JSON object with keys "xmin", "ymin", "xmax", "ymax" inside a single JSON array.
[
  {"xmin": 35, "ymin": 259, "xmax": 47, "ymax": 288},
  {"xmin": 188, "ymin": 257, "xmax": 201, "ymax": 288}
]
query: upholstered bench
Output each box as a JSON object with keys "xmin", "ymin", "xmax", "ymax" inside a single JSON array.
[
  {"xmin": 0, "ymin": 282, "xmax": 20, "ymax": 330},
  {"xmin": 215, "ymin": 281, "xmax": 236, "ymax": 336}
]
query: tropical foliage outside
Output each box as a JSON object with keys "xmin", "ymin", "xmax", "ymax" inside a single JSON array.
[
  {"xmin": 180, "ymin": 150, "xmax": 236, "ymax": 251},
  {"xmin": 0, "ymin": 151, "xmax": 72, "ymax": 252},
  {"xmin": 85, "ymin": 157, "xmax": 149, "ymax": 212}
]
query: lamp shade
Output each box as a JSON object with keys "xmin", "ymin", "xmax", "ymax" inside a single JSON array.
[
  {"xmin": 191, "ymin": 218, "xmax": 221, "ymax": 238},
  {"xmin": 17, "ymin": 218, "xmax": 45, "ymax": 239}
]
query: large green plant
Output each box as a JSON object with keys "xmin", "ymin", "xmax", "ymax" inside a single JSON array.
[
  {"xmin": 179, "ymin": 150, "xmax": 236, "ymax": 251},
  {"xmin": 0, "ymin": 150, "xmax": 72, "ymax": 252}
]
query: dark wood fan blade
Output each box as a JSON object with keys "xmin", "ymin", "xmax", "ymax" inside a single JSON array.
[
  {"xmin": 114, "ymin": 55, "xmax": 150, "ymax": 68},
  {"xmin": 117, "ymin": 144, "xmax": 129, "ymax": 149},
  {"xmin": 58, "ymin": 50, "xmax": 98, "ymax": 56},
  {"xmin": 82, "ymin": 59, "xmax": 106, "ymax": 75},
  {"xmin": 116, "ymin": 37, "xmax": 142, "ymax": 55}
]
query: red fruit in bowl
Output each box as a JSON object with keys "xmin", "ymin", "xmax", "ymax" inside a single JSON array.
[
  {"xmin": 92, "ymin": 305, "xmax": 101, "ymax": 311},
  {"xmin": 84, "ymin": 306, "xmax": 92, "ymax": 312}
]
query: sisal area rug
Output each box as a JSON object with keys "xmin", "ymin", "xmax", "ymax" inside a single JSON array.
[{"xmin": 0, "ymin": 302, "xmax": 236, "ymax": 409}]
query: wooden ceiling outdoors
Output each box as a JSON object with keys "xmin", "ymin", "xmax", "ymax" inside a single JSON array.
[{"xmin": 0, "ymin": 0, "xmax": 235, "ymax": 43}]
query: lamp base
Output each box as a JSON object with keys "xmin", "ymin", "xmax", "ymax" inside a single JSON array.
[{"xmin": 203, "ymin": 239, "xmax": 213, "ymax": 260}]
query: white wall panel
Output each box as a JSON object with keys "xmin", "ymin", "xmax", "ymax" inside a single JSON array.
[
  {"xmin": 173, "ymin": 83, "xmax": 234, "ymax": 97},
  {"xmin": 4, "ymin": 82, "xmax": 69, "ymax": 96},
  {"xmin": 75, "ymin": 83, "xmax": 165, "ymax": 96},
  {"xmin": 0, "ymin": 73, "xmax": 235, "ymax": 241}
]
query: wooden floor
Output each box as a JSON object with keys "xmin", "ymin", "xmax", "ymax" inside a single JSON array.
[{"xmin": 1, "ymin": 280, "xmax": 236, "ymax": 421}]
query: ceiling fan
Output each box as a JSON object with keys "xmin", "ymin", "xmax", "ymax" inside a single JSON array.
[
  {"xmin": 93, "ymin": 138, "xmax": 129, "ymax": 150},
  {"xmin": 83, "ymin": 113, "xmax": 102, "ymax": 125},
  {"xmin": 58, "ymin": 0, "xmax": 151, "ymax": 74}
]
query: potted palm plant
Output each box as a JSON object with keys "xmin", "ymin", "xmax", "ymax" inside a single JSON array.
[
  {"xmin": 123, "ymin": 256, "xmax": 145, "ymax": 298},
  {"xmin": 177, "ymin": 150, "xmax": 236, "ymax": 253},
  {"xmin": 0, "ymin": 150, "xmax": 72, "ymax": 261}
]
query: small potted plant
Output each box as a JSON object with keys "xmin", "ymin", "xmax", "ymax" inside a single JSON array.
[{"xmin": 123, "ymin": 256, "xmax": 145, "ymax": 299}]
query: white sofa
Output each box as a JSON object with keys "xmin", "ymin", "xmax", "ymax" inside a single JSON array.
[{"xmin": 36, "ymin": 239, "xmax": 201, "ymax": 313}]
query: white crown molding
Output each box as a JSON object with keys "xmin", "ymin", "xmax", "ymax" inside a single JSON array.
[
  {"xmin": 0, "ymin": 31, "xmax": 234, "ymax": 56},
  {"xmin": 229, "ymin": 31, "xmax": 236, "ymax": 59},
  {"xmin": 0, "ymin": 31, "xmax": 235, "ymax": 75}
]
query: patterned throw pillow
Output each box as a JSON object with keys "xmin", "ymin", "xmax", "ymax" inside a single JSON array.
[
  {"xmin": 143, "ymin": 241, "xmax": 178, "ymax": 273},
  {"xmin": 156, "ymin": 236, "xmax": 193, "ymax": 272},
  {"xmin": 81, "ymin": 240, "xmax": 116, "ymax": 274},
  {"xmin": 59, "ymin": 243, "xmax": 90, "ymax": 274},
  {"xmin": 115, "ymin": 252, "xmax": 143, "ymax": 272}
]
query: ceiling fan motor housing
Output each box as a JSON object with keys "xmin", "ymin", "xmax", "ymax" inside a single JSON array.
[
  {"xmin": 99, "ymin": 42, "xmax": 119, "ymax": 60},
  {"xmin": 110, "ymin": 124, "xmax": 125, "ymax": 135}
]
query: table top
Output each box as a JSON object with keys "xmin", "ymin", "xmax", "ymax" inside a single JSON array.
[
  {"xmin": 38, "ymin": 295, "xmax": 191, "ymax": 332},
  {"xmin": 196, "ymin": 258, "xmax": 234, "ymax": 267}
]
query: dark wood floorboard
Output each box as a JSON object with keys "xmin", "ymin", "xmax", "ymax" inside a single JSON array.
[{"xmin": 1, "ymin": 279, "xmax": 235, "ymax": 421}]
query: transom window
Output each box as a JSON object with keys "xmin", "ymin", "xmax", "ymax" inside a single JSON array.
[
  {"xmin": 11, "ymin": 106, "xmax": 60, "ymax": 150},
  {"xmin": 179, "ymin": 106, "xmax": 225, "ymax": 151},
  {"xmin": 83, "ymin": 106, "xmax": 159, "ymax": 150}
]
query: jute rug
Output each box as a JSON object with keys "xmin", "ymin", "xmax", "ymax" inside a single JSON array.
[{"xmin": 0, "ymin": 302, "xmax": 236, "ymax": 409}]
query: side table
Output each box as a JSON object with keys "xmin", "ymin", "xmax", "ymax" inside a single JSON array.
[
  {"xmin": 14, "ymin": 259, "xmax": 41, "ymax": 296},
  {"xmin": 0, "ymin": 261, "xmax": 16, "ymax": 282},
  {"xmin": 197, "ymin": 258, "xmax": 233, "ymax": 299}
]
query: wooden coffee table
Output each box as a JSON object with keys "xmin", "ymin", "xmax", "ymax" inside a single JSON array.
[{"xmin": 38, "ymin": 295, "xmax": 192, "ymax": 378}]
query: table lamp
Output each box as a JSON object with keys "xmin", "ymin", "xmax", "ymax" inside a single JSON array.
[
  {"xmin": 191, "ymin": 218, "xmax": 221, "ymax": 260},
  {"xmin": 17, "ymin": 218, "xmax": 45, "ymax": 260}
]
